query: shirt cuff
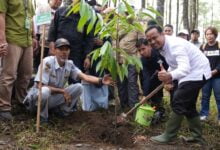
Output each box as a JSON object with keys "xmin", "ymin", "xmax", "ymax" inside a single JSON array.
[{"xmin": 169, "ymin": 71, "xmax": 179, "ymax": 81}]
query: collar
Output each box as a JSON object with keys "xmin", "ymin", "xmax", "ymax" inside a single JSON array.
[
  {"xmin": 54, "ymin": 57, "xmax": 61, "ymax": 70},
  {"xmin": 160, "ymin": 35, "xmax": 168, "ymax": 54},
  {"xmin": 54, "ymin": 56, "xmax": 67, "ymax": 70}
]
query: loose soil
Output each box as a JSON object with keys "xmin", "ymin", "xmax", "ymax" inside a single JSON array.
[
  {"xmin": 0, "ymin": 105, "xmax": 219, "ymax": 149},
  {"xmin": 64, "ymin": 110, "xmax": 134, "ymax": 148}
]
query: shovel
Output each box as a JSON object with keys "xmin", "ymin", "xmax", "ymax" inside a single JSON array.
[{"xmin": 116, "ymin": 83, "xmax": 164, "ymax": 124}]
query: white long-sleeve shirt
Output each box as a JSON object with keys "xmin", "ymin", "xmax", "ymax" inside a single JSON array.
[{"xmin": 160, "ymin": 36, "xmax": 211, "ymax": 84}]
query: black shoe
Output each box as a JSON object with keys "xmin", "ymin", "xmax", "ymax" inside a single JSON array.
[
  {"xmin": 0, "ymin": 111, "xmax": 13, "ymax": 121},
  {"xmin": 151, "ymin": 110, "xmax": 165, "ymax": 125},
  {"xmin": 52, "ymin": 108, "xmax": 66, "ymax": 118},
  {"xmin": 40, "ymin": 117, "xmax": 49, "ymax": 124},
  {"xmin": 12, "ymin": 103, "xmax": 26, "ymax": 115}
]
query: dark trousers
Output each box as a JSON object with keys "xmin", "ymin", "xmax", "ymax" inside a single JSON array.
[
  {"xmin": 117, "ymin": 65, "xmax": 139, "ymax": 108},
  {"xmin": 140, "ymin": 68, "xmax": 163, "ymax": 110},
  {"xmin": 171, "ymin": 80, "xmax": 206, "ymax": 118},
  {"xmin": 33, "ymin": 47, "xmax": 49, "ymax": 73},
  {"xmin": 68, "ymin": 53, "xmax": 85, "ymax": 84}
]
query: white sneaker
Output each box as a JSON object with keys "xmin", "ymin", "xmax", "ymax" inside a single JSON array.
[{"xmin": 200, "ymin": 116, "xmax": 208, "ymax": 121}]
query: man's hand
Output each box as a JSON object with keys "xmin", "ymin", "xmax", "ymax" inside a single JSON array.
[
  {"xmin": 32, "ymin": 38, "xmax": 39, "ymax": 53},
  {"xmin": 94, "ymin": 38, "xmax": 103, "ymax": 46},
  {"xmin": 158, "ymin": 64, "xmax": 172, "ymax": 83},
  {"xmin": 0, "ymin": 13, "xmax": 7, "ymax": 57},
  {"xmin": 164, "ymin": 83, "xmax": 174, "ymax": 91},
  {"xmin": 83, "ymin": 57, "xmax": 91, "ymax": 70},
  {"xmin": 63, "ymin": 91, "xmax": 71, "ymax": 106},
  {"xmin": 0, "ymin": 43, "xmax": 8, "ymax": 57},
  {"xmin": 102, "ymin": 74, "xmax": 115, "ymax": 86},
  {"xmin": 158, "ymin": 71, "xmax": 172, "ymax": 83},
  {"xmin": 211, "ymin": 69, "xmax": 218, "ymax": 77}
]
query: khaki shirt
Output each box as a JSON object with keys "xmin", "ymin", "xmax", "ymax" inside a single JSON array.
[
  {"xmin": 0, "ymin": 0, "xmax": 35, "ymax": 47},
  {"xmin": 118, "ymin": 30, "xmax": 145, "ymax": 63}
]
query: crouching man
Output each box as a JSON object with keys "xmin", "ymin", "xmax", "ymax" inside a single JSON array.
[
  {"xmin": 23, "ymin": 38, "xmax": 113, "ymax": 122},
  {"xmin": 136, "ymin": 38, "xmax": 168, "ymax": 124},
  {"xmin": 145, "ymin": 25, "xmax": 211, "ymax": 145}
]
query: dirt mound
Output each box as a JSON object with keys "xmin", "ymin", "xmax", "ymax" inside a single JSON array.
[{"xmin": 63, "ymin": 110, "xmax": 135, "ymax": 148}]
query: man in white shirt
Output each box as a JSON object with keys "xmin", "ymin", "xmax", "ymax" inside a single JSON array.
[{"xmin": 145, "ymin": 25, "xmax": 211, "ymax": 145}]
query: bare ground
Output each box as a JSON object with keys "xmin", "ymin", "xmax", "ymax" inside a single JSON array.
[{"xmin": 0, "ymin": 105, "xmax": 219, "ymax": 150}]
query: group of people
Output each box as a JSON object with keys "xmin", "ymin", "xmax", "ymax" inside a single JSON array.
[{"xmin": 0, "ymin": 0, "xmax": 220, "ymax": 147}]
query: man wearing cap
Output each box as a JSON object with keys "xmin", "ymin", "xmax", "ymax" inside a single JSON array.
[
  {"xmin": 177, "ymin": 29, "xmax": 189, "ymax": 41},
  {"xmin": 23, "ymin": 38, "xmax": 113, "ymax": 123},
  {"xmin": 190, "ymin": 29, "xmax": 202, "ymax": 48}
]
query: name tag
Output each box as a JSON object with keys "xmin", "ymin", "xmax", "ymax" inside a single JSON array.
[
  {"xmin": 25, "ymin": 17, "xmax": 31, "ymax": 30},
  {"xmin": 204, "ymin": 50, "xmax": 220, "ymax": 56}
]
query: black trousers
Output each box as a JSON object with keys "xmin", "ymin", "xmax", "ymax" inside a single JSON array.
[
  {"xmin": 117, "ymin": 65, "xmax": 139, "ymax": 108},
  {"xmin": 171, "ymin": 79, "xmax": 206, "ymax": 118}
]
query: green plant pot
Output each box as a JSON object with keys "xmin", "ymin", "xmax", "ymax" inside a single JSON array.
[{"xmin": 135, "ymin": 104, "xmax": 155, "ymax": 126}]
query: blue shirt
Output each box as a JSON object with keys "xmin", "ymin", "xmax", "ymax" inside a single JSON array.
[{"xmin": 35, "ymin": 56, "xmax": 81, "ymax": 88}]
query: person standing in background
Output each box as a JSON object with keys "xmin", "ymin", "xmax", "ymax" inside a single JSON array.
[
  {"xmin": 190, "ymin": 29, "xmax": 202, "ymax": 48},
  {"xmin": 0, "ymin": 0, "xmax": 36, "ymax": 121},
  {"xmin": 163, "ymin": 24, "xmax": 173, "ymax": 36},
  {"xmin": 33, "ymin": 0, "xmax": 63, "ymax": 73},
  {"xmin": 200, "ymin": 27, "xmax": 220, "ymax": 125}
]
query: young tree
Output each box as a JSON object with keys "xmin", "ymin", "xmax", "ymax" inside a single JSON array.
[
  {"xmin": 68, "ymin": 0, "xmax": 161, "ymax": 81},
  {"xmin": 67, "ymin": 0, "xmax": 160, "ymax": 110}
]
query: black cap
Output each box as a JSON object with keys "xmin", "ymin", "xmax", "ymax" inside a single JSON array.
[
  {"xmin": 191, "ymin": 29, "xmax": 200, "ymax": 35},
  {"xmin": 147, "ymin": 19, "xmax": 157, "ymax": 27},
  {"xmin": 55, "ymin": 38, "xmax": 70, "ymax": 48}
]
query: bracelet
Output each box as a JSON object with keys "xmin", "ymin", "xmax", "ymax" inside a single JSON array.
[{"xmin": 98, "ymin": 78, "xmax": 103, "ymax": 86}]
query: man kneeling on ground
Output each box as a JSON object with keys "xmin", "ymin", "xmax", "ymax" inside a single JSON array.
[
  {"xmin": 136, "ymin": 38, "xmax": 168, "ymax": 124},
  {"xmin": 145, "ymin": 25, "xmax": 211, "ymax": 145},
  {"xmin": 23, "ymin": 38, "xmax": 113, "ymax": 123}
]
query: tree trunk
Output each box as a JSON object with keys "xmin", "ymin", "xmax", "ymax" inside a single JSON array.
[
  {"xmin": 211, "ymin": 0, "xmax": 214, "ymax": 25},
  {"xmin": 168, "ymin": 0, "xmax": 172, "ymax": 24},
  {"xmin": 192, "ymin": 0, "xmax": 197, "ymax": 30},
  {"xmin": 156, "ymin": 0, "xmax": 165, "ymax": 26},
  {"xmin": 189, "ymin": 0, "xmax": 198, "ymax": 31},
  {"xmin": 189, "ymin": 0, "xmax": 193, "ymax": 31},
  {"xmin": 195, "ymin": 0, "xmax": 199, "ymax": 28},
  {"xmin": 176, "ymin": 0, "xmax": 179, "ymax": 35},
  {"xmin": 141, "ymin": 0, "xmax": 146, "ymax": 8},
  {"xmin": 182, "ymin": 0, "xmax": 189, "ymax": 31},
  {"xmin": 151, "ymin": 0, "xmax": 154, "ymax": 7}
]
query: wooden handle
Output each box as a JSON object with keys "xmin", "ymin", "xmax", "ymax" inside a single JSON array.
[{"xmin": 125, "ymin": 83, "xmax": 164, "ymax": 116}]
